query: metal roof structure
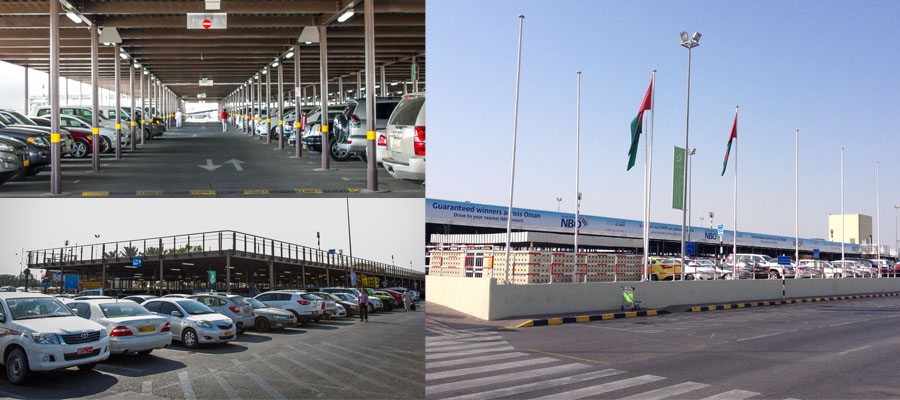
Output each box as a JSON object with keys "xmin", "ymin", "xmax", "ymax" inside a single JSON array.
[{"xmin": 0, "ymin": 0, "xmax": 425, "ymax": 100}]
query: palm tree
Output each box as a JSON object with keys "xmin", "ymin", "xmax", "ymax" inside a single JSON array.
[
  {"xmin": 122, "ymin": 246, "xmax": 140, "ymax": 258},
  {"xmin": 143, "ymin": 247, "xmax": 160, "ymax": 256}
]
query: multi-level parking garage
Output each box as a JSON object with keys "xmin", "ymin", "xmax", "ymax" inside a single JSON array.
[
  {"xmin": 26, "ymin": 230, "xmax": 425, "ymax": 294},
  {"xmin": 0, "ymin": 0, "xmax": 424, "ymax": 196}
]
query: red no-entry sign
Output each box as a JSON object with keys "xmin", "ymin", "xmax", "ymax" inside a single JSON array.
[{"xmin": 202, "ymin": 19, "xmax": 212, "ymax": 29}]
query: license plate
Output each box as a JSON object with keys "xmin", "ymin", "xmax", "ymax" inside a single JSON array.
[
  {"xmin": 391, "ymin": 138, "xmax": 402, "ymax": 150},
  {"xmin": 302, "ymin": 145, "xmax": 307, "ymax": 150},
  {"xmin": 77, "ymin": 346, "xmax": 93, "ymax": 355},
  {"xmin": 312, "ymin": 311, "xmax": 317, "ymax": 315},
  {"xmin": 325, "ymin": 310, "xmax": 333, "ymax": 315},
  {"xmin": 138, "ymin": 326, "xmax": 155, "ymax": 333},
  {"xmin": 291, "ymin": 320, "xmax": 297, "ymax": 324},
  {"xmin": 224, "ymin": 331, "xmax": 232, "ymax": 336},
  {"xmin": 62, "ymin": 145, "xmax": 67, "ymax": 151}
]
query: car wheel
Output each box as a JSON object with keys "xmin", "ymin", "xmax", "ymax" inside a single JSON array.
[
  {"xmin": 101, "ymin": 137, "xmax": 112, "ymax": 152},
  {"xmin": 182, "ymin": 328, "xmax": 199, "ymax": 349},
  {"xmin": 255, "ymin": 317, "xmax": 270, "ymax": 331},
  {"xmin": 143, "ymin": 129, "xmax": 150, "ymax": 140},
  {"xmin": 834, "ymin": 273, "xmax": 841, "ymax": 278},
  {"xmin": 137, "ymin": 350, "xmax": 152, "ymax": 356},
  {"xmin": 329, "ymin": 142, "xmax": 350, "ymax": 161},
  {"xmin": 73, "ymin": 140, "xmax": 89, "ymax": 158},
  {"xmin": 77, "ymin": 363, "xmax": 97, "ymax": 371},
  {"xmin": 368, "ymin": 304, "xmax": 374, "ymax": 313},
  {"xmin": 769, "ymin": 271, "xmax": 780, "ymax": 279},
  {"xmin": 5, "ymin": 348, "xmax": 29, "ymax": 385},
  {"xmin": 685, "ymin": 274, "xmax": 694, "ymax": 281},
  {"xmin": 650, "ymin": 274, "xmax": 658, "ymax": 281}
]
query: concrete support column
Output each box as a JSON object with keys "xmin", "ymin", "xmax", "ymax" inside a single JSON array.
[
  {"xmin": 90, "ymin": 24, "xmax": 100, "ymax": 172},
  {"xmin": 412, "ymin": 55, "xmax": 418, "ymax": 92},
  {"xmin": 24, "ymin": 66, "xmax": 29, "ymax": 114},
  {"xmin": 302, "ymin": 265, "xmax": 306, "ymax": 288},
  {"xmin": 129, "ymin": 62, "xmax": 136, "ymax": 151},
  {"xmin": 294, "ymin": 43, "xmax": 302, "ymax": 158},
  {"xmin": 318, "ymin": 25, "xmax": 330, "ymax": 170},
  {"xmin": 277, "ymin": 57, "xmax": 284, "ymax": 150},
  {"xmin": 256, "ymin": 73, "xmax": 262, "ymax": 135},
  {"xmin": 265, "ymin": 66, "xmax": 271, "ymax": 144},
  {"xmin": 48, "ymin": 1, "xmax": 61, "ymax": 195},
  {"xmin": 380, "ymin": 65, "xmax": 386, "ymax": 97},
  {"xmin": 356, "ymin": 71, "xmax": 361, "ymax": 99},
  {"xmin": 226, "ymin": 252, "xmax": 231, "ymax": 292},
  {"xmin": 338, "ymin": 76, "xmax": 343, "ymax": 103},
  {"xmin": 114, "ymin": 43, "xmax": 122, "ymax": 160},
  {"xmin": 139, "ymin": 68, "xmax": 145, "ymax": 145},
  {"xmin": 248, "ymin": 79, "xmax": 253, "ymax": 134},
  {"xmin": 159, "ymin": 257, "xmax": 164, "ymax": 297},
  {"xmin": 364, "ymin": 0, "xmax": 378, "ymax": 192},
  {"xmin": 268, "ymin": 260, "xmax": 275, "ymax": 290}
]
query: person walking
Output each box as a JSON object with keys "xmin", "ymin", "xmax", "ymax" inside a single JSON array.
[
  {"xmin": 221, "ymin": 109, "xmax": 229, "ymax": 133},
  {"xmin": 175, "ymin": 109, "xmax": 183, "ymax": 128},
  {"xmin": 358, "ymin": 290, "xmax": 369, "ymax": 322},
  {"xmin": 403, "ymin": 290, "xmax": 412, "ymax": 311}
]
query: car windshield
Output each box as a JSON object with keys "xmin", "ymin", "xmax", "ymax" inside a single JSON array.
[
  {"xmin": 762, "ymin": 255, "xmax": 775, "ymax": 262},
  {"xmin": 246, "ymin": 298, "xmax": 267, "ymax": 309},
  {"xmin": 229, "ymin": 296, "xmax": 249, "ymax": 306},
  {"xmin": 3, "ymin": 111, "xmax": 37, "ymax": 126},
  {"xmin": 7, "ymin": 297, "xmax": 73, "ymax": 320},
  {"xmin": 300, "ymin": 294, "xmax": 322, "ymax": 300},
  {"xmin": 176, "ymin": 300, "xmax": 215, "ymax": 315},
  {"xmin": 100, "ymin": 302, "xmax": 151, "ymax": 318}
]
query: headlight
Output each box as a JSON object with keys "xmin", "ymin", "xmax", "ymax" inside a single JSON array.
[
  {"xmin": 275, "ymin": 314, "xmax": 290, "ymax": 320},
  {"xmin": 0, "ymin": 142, "xmax": 13, "ymax": 152},
  {"xmin": 197, "ymin": 321, "xmax": 212, "ymax": 328},
  {"xmin": 31, "ymin": 333, "xmax": 60, "ymax": 344},
  {"xmin": 99, "ymin": 329, "xmax": 107, "ymax": 338},
  {"xmin": 27, "ymin": 137, "xmax": 49, "ymax": 147}
]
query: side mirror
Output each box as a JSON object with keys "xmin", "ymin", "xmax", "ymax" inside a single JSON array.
[
  {"xmin": 171, "ymin": 311, "xmax": 183, "ymax": 318},
  {"xmin": 0, "ymin": 312, "xmax": 5, "ymax": 323}
]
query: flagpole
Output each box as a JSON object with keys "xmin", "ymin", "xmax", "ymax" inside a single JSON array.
[
  {"xmin": 876, "ymin": 161, "xmax": 880, "ymax": 275},
  {"xmin": 645, "ymin": 70, "xmax": 656, "ymax": 281},
  {"xmin": 795, "ymin": 129, "xmax": 799, "ymax": 270},
  {"xmin": 841, "ymin": 147, "xmax": 845, "ymax": 267},
  {"xmin": 503, "ymin": 15, "xmax": 525, "ymax": 285},
  {"xmin": 733, "ymin": 106, "xmax": 738, "ymax": 279},
  {"xmin": 574, "ymin": 70, "xmax": 581, "ymax": 283}
]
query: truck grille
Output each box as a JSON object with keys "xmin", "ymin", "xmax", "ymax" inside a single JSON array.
[
  {"xmin": 60, "ymin": 331, "xmax": 101, "ymax": 345},
  {"xmin": 63, "ymin": 348, "xmax": 100, "ymax": 361}
]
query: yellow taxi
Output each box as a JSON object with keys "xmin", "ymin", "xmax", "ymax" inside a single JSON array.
[{"xmin": 649, "ymin": 257, "xmax": 682, "ymax": 281}]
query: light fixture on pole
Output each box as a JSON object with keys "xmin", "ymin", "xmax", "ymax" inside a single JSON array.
[
  {"xmin": 555, "ymin": 197, "xmax": 562, "ymax": 212},
  {"xmin": 574, "ymin": 70, "xmax": 581, "ymax": 283},
  {"xmin": 503, "ymin": 15, "xmax": 525, "ymax": 285},
  {"xmin": 678, "ymin": 31, "xmax": 701, "ymax": 278}
]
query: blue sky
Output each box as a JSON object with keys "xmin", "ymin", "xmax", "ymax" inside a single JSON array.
[{"xmin": 426, "ymin": 0, "xmax": 900, "ymax": 247}]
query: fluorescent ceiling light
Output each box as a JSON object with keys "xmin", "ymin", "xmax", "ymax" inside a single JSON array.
[
  {"xmin": 305, "ymin": 41, "xmax": 312, "ymax": 45},
  {"xmin": 337, "ymin": 10, "xmax": 355, "ymax": 23},
  {"xmin": 272, "ymin": 61, "xmax": 279, "ymax": 68},
  {"xmin": 133, "ymin": 63, "xmax": 140, "ymax": 68},
  {"xmin": 262, "ymin": 69, "xmax": 267, "ymax": 75},
  {"xmin": 390, "ymin": 82, "xmax": 398, "ymax": 86},
  {"xmin": 119, "ymin": 53, "xmax": 128, "ymax": 59},
  {"xmin": 182, "ymin": 262, "xmax": 194, "ymax": 266},
  {"xmin": 66, "ymin": 12, "xmax": 82, "ymax": 24},
  {"xmin": 285, "ymin": 51, "xmax": 294, "ymax": 59}
]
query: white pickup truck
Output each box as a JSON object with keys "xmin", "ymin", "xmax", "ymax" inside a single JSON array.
[
  {"xmin": 735, "ymin": 253, "xmax": 795, "ymax": 279},
  {"xmin": 0, "ymin": 292, "xmax": 110, "ymax": 384}
]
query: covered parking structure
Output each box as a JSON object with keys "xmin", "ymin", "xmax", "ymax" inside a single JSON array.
[
  {"xmin": 27, "ymin": 230, "xmax": 425, "ymax": 294},
  {"xmin": 0, "ymin": 0, "xmax": 425, "ymax": 195}
]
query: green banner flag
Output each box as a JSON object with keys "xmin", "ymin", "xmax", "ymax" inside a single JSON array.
[{"xmin": 673, "ymin": 146, "xmax": 685, "ymax": 210}]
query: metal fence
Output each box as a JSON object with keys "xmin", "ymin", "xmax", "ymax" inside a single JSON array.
[{"xmin": 28, "ymin": 230, "xmax": 424, "ymax": 279}]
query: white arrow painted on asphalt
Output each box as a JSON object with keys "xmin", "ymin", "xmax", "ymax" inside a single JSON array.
[
  {"xmin": 224, "ymin": 159, "xmax": 245, "ymax": 171},
  {"xmin": 198, "ymin": 159, "xmax": 222, "ymax": 171}
]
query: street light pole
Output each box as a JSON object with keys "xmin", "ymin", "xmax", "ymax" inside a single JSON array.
[
  {"xmin": 795, "ymin": 129, "xmax": 799, "ymax": 266},
  {"xmin": 503, "ymin": 15, "xmax": 525, "ymax": 285},
  {"xmin": 574, "ymin": 71, "xmax": 581, "ymax": 283},
  {"xmin": 556, "ymin": 197, "xmax": 562, "ymax": 212},
  {"xmin": 679, "ymin": 31, "xmax": 701, "ymax": 279},
  {"xmin": 687, "ymin": 148, "xmax": 696, "ymax": 241}
]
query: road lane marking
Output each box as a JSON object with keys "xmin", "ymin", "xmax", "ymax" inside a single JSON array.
[
  {"xmin": 426, "ymin": 331, "xmax": 499, "ymax": 341},
  {"xmin": 426, "ymin": 357, "xmax": 558, "ymax": 381},
  {"xmin": 426, "ymin": 346, "xmax": 517, "ymax": 360},
  {"xmin": 426, "ymin": 341, "xmax": 509, "ymax": 353},
  {"xmin": 533, "ymin": 374, "xmax": 666, "ymax": 399},
  {"xmin": 287, "ymin": 344, "xmax": 394, "ymax": 391},
  {"xmin": 320, "ymin": 342, "xmax": 424, "ymax": 376},
  {"xmin": 443, "ymin": 369, "xmax": 626, "ymax": 400},
  {"xmin": 580, "ymin": 325, "xmax": 663, "ymax": 334},
  {"xmin": 251, "ymin": 353, "xmax": 322, "ymax": 396},
  {"xmin": 426, "ymin": 363, "xmax": 591, "ymax": 395},
  {"xmin": 737, "ymin": 332, "xmax": 782, "ymax": 342},
  {"xmin": 278, "ymin": 352, "xmax": 373, "ymax": 396},
  {"xmin": 838, "ymin": 345, "xmax": 871, "ymax": 355},
  {"xmin": 141, "ymin": 380, "xmax": 152, "ymax": 395},
  {"xmin": 699, "ymin": 389, "xmax": 761, "ymax": 399},
  {"xmin": 618, "ymin": 381, "xmax": 711, "ymax": 400},
  {"xmin": 208, "ymin": 368, "xmax": 240, "ymax": 400},
  {"xmin": 232, "ymin": 359, "xmax": 287, "ymax": 400},
  {"xmin": 426, "ymin": 352, "xmax": 530, "ymax": 369},
  {"xmin": 829, "ymin": 321, "xmax": 854, "ymax": 327},
  {"xmin": 294, "ymin": 340, "xmax": 424, "ymax": 387},
  {"xmin": 178, "ymin": 371, "xmax": 196, "ymax": 400},
  {"xmin": 528, "ymin": 349, "xmax": 612, "ymax": 365}
]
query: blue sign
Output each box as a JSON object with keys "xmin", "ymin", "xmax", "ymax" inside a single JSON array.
[
  {"xmin": 55, "ymin": 271, "xmax": 61, "ymax": 276},
  {"xmin": 685, "ymin": 241, "xmax": 696, "ymax": 256},
  {"xmin": 778, "ymin": 256, "xmax": 792, "ymax": 266},
  {"xmin": 64, "ymin": 275, "xmax": 79, "ymax": 290},
  {"xmin": 132, "ymin": 257, "xmax": 143, "ymax": 267},
  {"xmin": 42, "ymin": 279, "xmax": 50, "ymax": 288},
  {"xmin": 717, "ymin": 224, "xmax": 724, "ymax": 236},
  {"xmin": 350, "ymin": 271, "xmax": 357, "ymax": 285},
  {"xmin": 328, "ymin": 249, "xmax": 336, "ymax": 254},
  {"xmin": 813, "ymin": 249, "xmax": 820, "ymax": 259}
]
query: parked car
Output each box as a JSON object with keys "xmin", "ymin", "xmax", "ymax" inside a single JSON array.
[
  {"xmin": 379, "ymin": 289, "xmax": 405, "ymax": 306},
  {"xmin": 0, "ymin": 136, "xmax": 29, "ymax": 184},
  {"xmin": 141, "ymin": 298, "xmax": 235, "ymax": 349},
  {"xmin": 314, "ymin": 293, "xmax": 358, "ymax": 317},
  {"xmin": 162, "ymin": 294, "xmax": 192, "ymax": 299},
  {"xmin": 121, "ymin": 295, "xmax": 159, "ymax": 304},
  {"xmin": 319, "ymin": 287, "xmax": 382, "ymax": 312},
  {"xmin": 254, "ymin": 291, "xmax": 320, "ymax": 324},
  {"xmin": 683, "ymin": 259, "xmax": 727, "ymax": 280},
  {"xmin": 364, "ymin": 288, "xmax": 396, "ymax": 311},
  {"xmin": 332, "ymin": 98, "xmax": 401, "ymax": 161},
  {"xmin": 65, "ymin": 299, "xmax": 171, "ymax": 355},
  {"xmin": 244, "ymin": 297, "xmax": 296, "ymax": 331},
  {"xmin": 733, "ymin": 254, "xmax": 792, "ymax": 279},
  {"xmin": 870, "ymin": 259, "xmax": 893, "ymax": 277},
  {"xmin": 0, "ymin": 292, "xmax": 110, "ymax": 384},
  {"xmin": 30, "ymin": 116, "xmax": 102, "ymax": 158},
  {"xmin": 298, "ymin": 108, "xmax": 344, "ymax": 152},
  {"xmin": 188, "ymin": 293, "xmax": 254, "ymax": 332},
  {"xmin": 0, "ymin": 110, "xmax": 75, "ymax": 156},
  {"xmin": 57, "ymin": 114, "xmax": 129, "ymax": 152},
  {"xmin": 382, "ymin": 93, "xmax": 425, "ymax": 181},
  {"xmin": 649, "ymin": 257, "xmax": 682, "ymax": 281},
  {"xmin": 0, "ymin": 122, "xmax": 51, "ymax": 175}
]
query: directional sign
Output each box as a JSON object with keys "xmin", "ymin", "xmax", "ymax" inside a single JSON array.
[
  {"xmin": 328, "ymin": 249, "xmax": 336, "ymax": 254},
  {"xmin": 717, "ymin": 224, "xmax": 724, "ymax": 237},
  {"xmin": 64, "ymin": 275, "xmax": 79, "ymax": 290},
  {"xmin": 778, "ymin": 256, "xmax": 792, "ymax": 266},
  {"xmin": 350, "ymin": 271, "xmax": 357, "ymax": 286},
  {"xmin": 197, "ymin": 93, "xmax": 207, "ymax": 99},
  {"xmin": 199, "ymin": 159, "xmax": 221, "ymax": 171},
  {"xmin": 132, "ymin": 257, "xmax": 143, "ymax": 267},
  {"xmin": 42, "ymin": 276, "xmax": 50, "ymax": 288},
  {"xmin": 813, "ymin": 249, "xmax": 820, "ymax": 259},
  {"xmin": 685, "ymin": 241, "xmax": 696, "ymax": 256},
  {"xmin": 187, "ymin": 13, "xmax": 227, "ymax": 30},
  {"xmin": 208, "ymin": 270, "xmax": 216, "ymax": 284},
  {"xmin": 199, "ymin": 78, "xmax": 214, "ymax": 87}
]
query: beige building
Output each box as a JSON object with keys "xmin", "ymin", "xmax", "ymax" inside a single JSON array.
[{"xmin": 828, "ymin": 214, "xmax": 873, "ymax": 245}]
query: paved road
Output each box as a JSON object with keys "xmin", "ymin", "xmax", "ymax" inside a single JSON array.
[
  {"xmin": 0, "ymin": 122, "xmax": 423, "ymax": 197},
  {"xmin": 426, "ymin": 296, "xmax": 900, "ymax": 399},
  {"xmin": 0, "ymin": 305, "xmax": 424, "ymax": 399}
]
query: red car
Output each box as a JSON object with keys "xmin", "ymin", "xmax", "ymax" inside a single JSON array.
[
  {"xmin": 381, "ymin": 289, "xmax": 405, "ymax": 306},
  {"xmin": 31, "ymin": 117, "xmax": 105, "ymax": 158}
]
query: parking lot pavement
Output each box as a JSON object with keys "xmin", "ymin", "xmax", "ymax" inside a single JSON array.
[
  {"xmin": 0, "ymin": 306, "xmax": 424, "ymax": 399},
  {"xmin": 427, "ymin": 296, "xmax": 900, "ymax": 399},
  {"xmin": 0, "ymin": 122, "xmax": 423, "ymax": 197}
]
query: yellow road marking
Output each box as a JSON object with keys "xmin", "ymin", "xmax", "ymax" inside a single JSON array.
[
  {"xmin": 737, "ymin": 303, "xmax": 745, "ymax": 308},
  {"xmin": 624, "ymin": 312, "xmax": 637, "ymax": 318},
  {"xmin": 528, "ymin": 349, "xmax": 611, "ymax": 365},
  {"xmin": 646, "ymin": 310, "xmax": 658, "ymax": 316},
  {"xmin": 514, "ymin": 320, "xmax": 533, "ymax": 328},
  {"xmin": 691, "ymin": 306, "xmax": 701, "ymax": 312},
  {"xmin": 243, "ymin": 189, "xmax": 270, "ymax": 195},
  {"xmin": 189, "ymin": 190, "xmax": 216, "ymax": 195},
  {"xmin": 81, "ymin": 191, "xmax": 109, "ymax": 197},
  {"xmin": 136, "ymin": 191, "xmax": 163, "ymax": 196},
  {"xmin": 296, "ymin": 189, "xmax": 323, "ymax": 194},
  {"xmin": 547, "ymin": 318, "xmax": 563, "ymax": 325},
  {"xmin": 601, "ymin": 314, "xmax": 614, "ymax": 320},
  {"xmin": 575, "ymin": 315, "xmax": 590, "ymax": 323},
  {"xmin": 707, "ymin": 306, "xmax": 716, "ymax": 311},
  {"xmin": 723, "ymin": 304, "xmax": 732, "ymax": 309},
  {"xmin": 348, "ymin": 188, "xmax": 360, "ymax": 193}
]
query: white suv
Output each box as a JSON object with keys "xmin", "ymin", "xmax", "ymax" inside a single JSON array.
[
  {"xmin": 0, "ymin": 292, "xmax": 110, "ymax": 384},
  {"xmin": 254, "ymin": 291, "xmax": 322, "ymax": 324},
  {"xmin": 735, "ymin": 253, "xmax": 795, "ymax": 279}
]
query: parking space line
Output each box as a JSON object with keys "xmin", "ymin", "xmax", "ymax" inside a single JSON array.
[
  {"xmin": 618, "ymin": 381, "xmax": 711, "ymax": 400},
  {"xmin": 528, "ymin": 349, "xmax": 612, "ymax": 365},
  {"xmin": 426, "ymin": 331, "xmax": 500, "ymax": 341},
  {"xmin": 321, "ymin": 343, "xmax": 424, "ymax": 376},
  {"xmin": 443, "ymin": 369, "xmax": 626, "ymax": 400},
  {"xmin": 838, "ymin": 345, "xmax": 871, "ymax": 355},
  {"xmin": 277, "ymin": 352, "xmax": 375, "ymax": 396},
  {"xmin": 426, "ymin": 346, "xmax": 517, "ymax": 360},
  {"xmin": 286, "ymin": 344, "xmax": 394, "ymax": 391},
  {"xmin": 340, "ymin": 341, "xmax": 424, "ymax": 364},
  {"xmin": 427, "ymin": 357, "xmax": 558, "ymax": 381},
  {"xmin": 699, "ymin": 389, "xmax": 761, "ymax": 399},
  {"xmin": 178, "ymin": 371, "xmax": 197, "ymax": 400},
  {"xmin": 736, "ymin": 332, "xmax": 782, "ymax": 342},
  {"xmin": 295, "ymin": 341, "xmax": 424, "ymax": 387},
  {"xmin": 208, "ymin": 368, "xmax": 241, "ymax": 400},
  {"xmin": 231, "ymin": 359, "xmax": 287, "ymax": 400},
  {"xmin": 426, "ymin": 352, "xmax": 531, "ymax": 369},
  {"xmin": 533, "ymin": 374, "xmax": 666, "ymax": 399},
  {"xmin": 426, "ymin": 363, "xmax": 591, "ymax": 395},
  {"xmin": 426, "ymin": 341, "xmax": 509, "ymax": 353},
  {"xmin": 829, "ymin": 321, "xmax": 854, "ymax": 327},
  {"xmin": 250, "ymin": 353, "xmax": 322, "ymax": 396},
  {"xmin": 141, "ymin": 380, "xmax": 152, "ymax": 395}
]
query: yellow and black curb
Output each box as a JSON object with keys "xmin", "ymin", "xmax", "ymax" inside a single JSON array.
[
  {"xmin": 510, "ymin": 309, "xmax": 670, "ymax": 328},
  {"xmin": 688, "ymin": 292, "xmax": 900, "ymax": 313}
]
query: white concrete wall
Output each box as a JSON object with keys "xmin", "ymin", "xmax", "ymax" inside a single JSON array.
[{"xmin": 427, "ymin": 276, "xmax": 900, "ymax": 321}]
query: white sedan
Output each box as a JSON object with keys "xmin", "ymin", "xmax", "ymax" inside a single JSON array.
[{"xmin": 65, "ymin": 299, "xmax": 171, "ymax": 355}]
